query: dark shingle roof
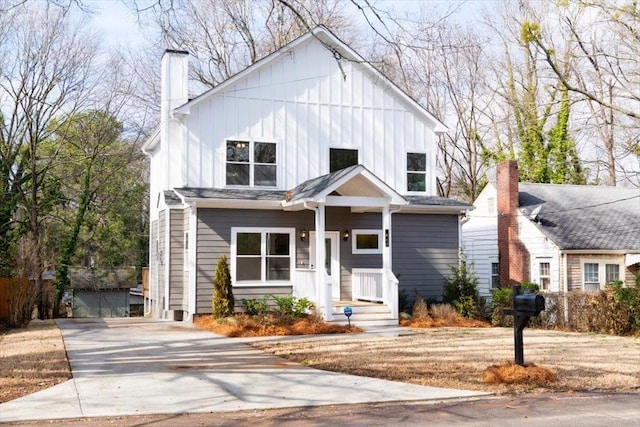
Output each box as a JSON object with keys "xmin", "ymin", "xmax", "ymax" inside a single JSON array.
[
  {"xmin": 164, "ymin": 190, "xmax": 183, "ymax": 205},
  {"xmin": 174, "ymin": 188, "xmax": 287, "ymax": 200},
  {"xmin": 405, "ymin": 196, "xmax": 472, "ymax": 207},
  {"xmin": 518, "ymin": 183, "xmax": 640, "ymax": 250}
]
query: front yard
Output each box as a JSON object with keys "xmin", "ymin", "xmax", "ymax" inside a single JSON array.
[{"xmin": 253, "ymin": 326, "xmax": 640, "ymax": 395}]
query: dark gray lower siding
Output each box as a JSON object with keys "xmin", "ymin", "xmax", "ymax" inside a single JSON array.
[
  {"xmin": 392, "ymin": 213, "xmax": 460, "ymax": 306},
  {"xmin": 195, "ymin": 208, "xmax": 460, "ymax": 314}
]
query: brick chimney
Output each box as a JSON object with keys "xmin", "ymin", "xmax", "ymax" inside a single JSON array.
[{"xmin": 496, "ymin": 160, "xmax": 530, "ymax": 287}]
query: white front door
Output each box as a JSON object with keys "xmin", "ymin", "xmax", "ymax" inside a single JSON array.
[{"xmin": 310, "ymin": 231, "xmax": 340, "ymax": 300}]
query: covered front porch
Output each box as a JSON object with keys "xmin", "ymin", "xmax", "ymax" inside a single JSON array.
[{"xmin": 283, "ymin": 165, "xmax": 407, "ymax": 325}]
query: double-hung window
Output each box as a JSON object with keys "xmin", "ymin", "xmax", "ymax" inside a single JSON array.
[
  {"xmin": 582, "ymin": 260, "xmax": 624, "ymax": 292},
  {"xmin": 538, "ymin": 261, "xmax": 550, "ymax": 291},
  {"xmin": 232, "ymin": 228, "xmax": 294, "ymax": 284},
  {"xmin": 491, "ymin": 262, "xmax": 499, "ymax": 288},
  {"xmin": 407, "ymin": 152, "xmax": 426, "ymax": 192},
  {"xmin": 226, "ymin": 140, "xmax": 277, "ymax": 187}
]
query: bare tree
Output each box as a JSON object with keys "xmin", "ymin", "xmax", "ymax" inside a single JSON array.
[{"xmin": 0, "ymin": 3, "xmax": 100, "ymax": 316}]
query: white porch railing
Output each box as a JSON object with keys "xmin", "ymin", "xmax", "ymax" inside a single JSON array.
[
  {"xmin": 352, "ymin": 268, "xmax": 384, "ymax": 302},
  {"xmin": 293, "ymin": 269, "xmax": 316, "ymax": 301}
]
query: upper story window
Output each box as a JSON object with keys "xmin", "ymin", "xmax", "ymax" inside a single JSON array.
[
  {"xmin": 226, "ymin": 140, "xmax": 276, "ymax": 187},
  {"xmin": 407, "ymin": 152, "xmax": 426, "ymax": 192},
  {"xmin": 330, "ymin": 148, "xmax": 358, "ymax": 172}
]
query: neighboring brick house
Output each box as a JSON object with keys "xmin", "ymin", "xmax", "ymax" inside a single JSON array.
[{"xmin": 463, "ymin": 160, "xmax": 640, "ymax": 297}]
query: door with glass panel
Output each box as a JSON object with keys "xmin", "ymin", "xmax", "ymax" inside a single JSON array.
[{"xmin": 310, "ymin": 231, "xmax": 340, "ymax": 300}]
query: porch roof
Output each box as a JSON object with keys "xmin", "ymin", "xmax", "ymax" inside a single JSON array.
[{"xmin": 283, "ymin": 164, "xmax": 408, "ymax": 207}]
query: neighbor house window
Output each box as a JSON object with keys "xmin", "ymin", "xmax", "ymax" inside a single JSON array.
[
  {"xmin": 582, "ymin": 260, "xmax": 624, "ymax": 292},
  {"xmin": 232, "ymin": 228, "xmax": 294, "ymax": 284},
  {"xmin": 539, "ymin": 261, "xmax": 550, "ymax": 291},
  {"xmin": 330, "ymin": 148, "xmax": 358, "ymax": 172},
  {"xmin": 491, "ymin": 262, "xmax": 499, "ymax": 288},
  {"xmin": 407, "ymin": 152, "xmax": 426, "ymax": 192},
  {"xmin": 226, "ymin": 140, "xmax": 277, "ymax": 187},
  {"xmin": 605, "ymin": 264, "xmax": 620, "ymax": 284},
  {"xmin": 352, "ymin": 229, "xmax": 383, "ymax": 254}
]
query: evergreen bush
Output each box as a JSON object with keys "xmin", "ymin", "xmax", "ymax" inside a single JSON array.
[{"xmin": 212, "ymin": 255, "xmax": 234, "ymax": 318}]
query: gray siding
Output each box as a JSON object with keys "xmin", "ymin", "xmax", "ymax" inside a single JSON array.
[
  {"xmin": 194, "ymin": 207, "xmax": 459, "ymax": 312},
  {"xmin": 392, "ymin": 213, "xmax": 460, "ymax": 304},
  {"xmin": 196, "ymin": 209, "xmax": 314, "ymax": 313},
  {"xmin": 168, "ymin": 209, "xmax": 186, "ymax": 310}
]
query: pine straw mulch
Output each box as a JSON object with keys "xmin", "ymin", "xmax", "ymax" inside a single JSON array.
[
  {"xmin": 0, "ymin": 319, "xmax": 72, "ymax": 403},
  {"xmin": 194, "ymin": 313, "xmax": 362, "ymax": 337}
]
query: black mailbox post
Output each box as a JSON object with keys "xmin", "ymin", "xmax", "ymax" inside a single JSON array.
[{"xmin": 504, "ymin": 285, "xmax": 545, "ymax": 366}]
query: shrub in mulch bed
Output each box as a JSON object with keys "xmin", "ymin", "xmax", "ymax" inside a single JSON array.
[{"xmin": 194, "ymin": 314, "xmax": 362, "ymax": 337}]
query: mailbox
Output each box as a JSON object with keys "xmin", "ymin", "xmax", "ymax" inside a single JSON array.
[{"xmin": 514, "ymin": 294, "xmax": 545, "ymax": 316}]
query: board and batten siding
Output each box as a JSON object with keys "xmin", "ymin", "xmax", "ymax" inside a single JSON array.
[
  {"xmin": 393, "ymin": 213, "xmax": 460, "ymax": 305},
  {"xmin": 183, "ymin": 36, "xmax": 438, "ymax": 196}
]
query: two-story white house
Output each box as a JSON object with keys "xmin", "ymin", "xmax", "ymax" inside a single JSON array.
[{"xmin": 142, "ymin": 26, "xmax": 471, "ymax": 325}]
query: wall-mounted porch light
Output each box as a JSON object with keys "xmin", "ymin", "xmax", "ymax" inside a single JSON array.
[
  {"xmin": 300, "ymin": 228, "xmax": 307, "ymax": 242},
  {"xmin": 343, "ymin": 229, "xmax": 350, "ymax": 241}
]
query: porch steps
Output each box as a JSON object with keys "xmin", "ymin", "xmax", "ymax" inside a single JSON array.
[{"xmin": 327, "ymin": 303, "xmax": 398, "ymax": 327}]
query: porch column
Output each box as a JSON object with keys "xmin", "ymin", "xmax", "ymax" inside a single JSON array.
[
  {"xmin": 382, "ymin": 206, "xmax": 391, "ymax": 271},
  {"xmin": 314, "ymin": 203, "xmax": 331, "ymax": 320}
]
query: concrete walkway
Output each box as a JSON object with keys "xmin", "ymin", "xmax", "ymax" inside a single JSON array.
[{"xmin": 0, "ymin": 318, "xmax": 489, "ymax": 423}]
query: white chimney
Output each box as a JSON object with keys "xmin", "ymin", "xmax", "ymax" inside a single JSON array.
[{"xmin": 160, "ymin": 49, "xmax": 189, "ymax": 189}]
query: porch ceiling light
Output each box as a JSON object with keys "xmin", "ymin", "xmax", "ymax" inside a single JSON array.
[
  {"xmin": 300, "ymin": 228, "xmax": 307, "ymax": 241},
  {"xmin": 343, "ymin": 229, "xmax": 350, "ymax": 241}
]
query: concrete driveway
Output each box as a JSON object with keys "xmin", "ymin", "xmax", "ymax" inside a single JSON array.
[{"xmin": 0, "ymin": 318, "xmax": 488, "ymax": 423}]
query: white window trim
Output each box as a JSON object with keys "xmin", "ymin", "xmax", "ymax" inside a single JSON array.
[
  {"xmin": 230, "ymin": 227, "xmax": 295, "ymax": 287},
  {"xmin": 406, "ymin": 152, "xmax": 427, "ymax": 194},
  {"xmin": 536, "ymin": 258, "xmax": 551, "ymax": 291},
  {"xmin": 352, "ymin": 229, "xmax": 383, "ymax": 255},
  {"xmin": 490, "ymin": 260, "xmax": 499, "ymax": 289},
  {"xmin": 225, "ymin": 139, "xmax": 278, "ymax": 188},
  {"xmin": 580, "ymin": 259, "xmax": 624, "ymax": 291}
]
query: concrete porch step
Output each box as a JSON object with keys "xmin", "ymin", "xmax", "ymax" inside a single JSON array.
[{"xmin": 325, "ymin": 302, "xmax": 397, "ymax": 327}]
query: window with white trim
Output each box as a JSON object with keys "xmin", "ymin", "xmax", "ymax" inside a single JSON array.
[
  {"xmin": 491, "ymin": 262, "xmax": 499, "ymax": 288},
  {"xmin": 582, "ymin": 260, "xmax": 624, "ymax": 292},
  {"xmin": 538, "ymin": 261, "xmax": 550, "ymax": 291},
  {"xmin": 231, "ymin": 228, "xmax": 294, "ymax": 284},
  {"xmin": 226, "ymin": 140, "xmax": 277, "ymax": 187},
  {"xmin": 352, "ymin": 229, "xmax": 383, "ymax": 254},
  {"xmin": 407, "ymin": 152, "xmax": 426, "ymax": 192}
]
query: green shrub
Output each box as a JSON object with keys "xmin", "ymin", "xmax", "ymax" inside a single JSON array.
[
  {"xmin": 241, "ymin": 297, "xmax": 269, "ymax": 316},
  {"xmin": 272, "ymin": 294, "xmax": 314, "ymax": 319},
  {"xmin": 212, "ymin": 255, "xmax": 234, "ymax": 318},
  {"xmin": 521, "ymin": 281, "xmax": 540, "ymax": 293},
  {"xmin": 443, "ymin": 264, "xmax": 481, "ymax": 318},
  {"xmin": 490, "ymin": 287, "xmax": 513, "ymax": 326}
]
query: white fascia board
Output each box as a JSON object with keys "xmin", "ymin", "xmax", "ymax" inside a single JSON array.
[
  {"xmin": 397, "ymin": 205, "xmax": 470, "ymax": 215},
  {"xmin": 560, "ymin": 249, "xmax": 633, "ymax": 255},
  {"xmin": 182, "ymin": 198, "xmax": 284, "ymax": 210}
]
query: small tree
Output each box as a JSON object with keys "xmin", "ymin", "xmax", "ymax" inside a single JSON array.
[
  {"xmin": 443, "ymin": 263, "xmax": 482, "ymax": 318},
  {"xmin": 212, "ymin": 255, "xmax": 234, "ymax": 318}
]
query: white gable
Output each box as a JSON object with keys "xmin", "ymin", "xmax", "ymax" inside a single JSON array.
[{"xmin": 174, "ymin": 28, "xmax": 443, "ymax": 195}]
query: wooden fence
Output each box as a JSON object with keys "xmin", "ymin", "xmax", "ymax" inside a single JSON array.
[{"xmin": 0, "ymin": 277, "xmax": 29, "ymax": 322}]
